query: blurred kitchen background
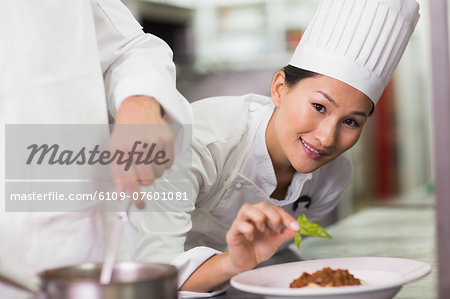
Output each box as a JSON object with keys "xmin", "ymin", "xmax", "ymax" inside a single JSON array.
[{"xmin": 122, "ymin": 0, "xmax": 437, "ymax": 220}]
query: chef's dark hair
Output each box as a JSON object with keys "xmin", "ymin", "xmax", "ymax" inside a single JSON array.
[{"xmin": 281, "ymin": 65, "xmax": 374, "ymax": 116}]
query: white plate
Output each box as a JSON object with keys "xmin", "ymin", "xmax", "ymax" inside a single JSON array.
[{"xmin": 230, "ymin": 257, "xmax": 431, "ymax": 299}]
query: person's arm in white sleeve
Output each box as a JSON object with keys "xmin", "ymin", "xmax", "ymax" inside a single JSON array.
[
  {"xmin": 132, "ymin": 140, "xmax": 227, "ymax": 296},
  {"xmin": 180, "ymin": 202, "xmax": 299, "ymax": 293},
  {"xmin": 91, "ymin": 0, "xmax": 193, "ymax": 200},
  {"xmin": 92, "ymin": 0, "xmax": 192, "ymax": 124},
  {"xmin": 134, "ymin": 211, "xmax": 226, "ymax": 294}
]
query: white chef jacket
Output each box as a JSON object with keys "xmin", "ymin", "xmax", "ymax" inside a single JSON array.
[
  {"xmin": 0, "ymin": 0, "xmax": 192, "ymax": 297},
  {"xmin": 132, "ymin": 94, "xmax": 351, "ymax": 297}
]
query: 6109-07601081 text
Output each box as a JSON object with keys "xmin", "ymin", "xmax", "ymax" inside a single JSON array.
[
  {"xmin": 25, "ymin": 141, "xmax": 169, "ymax": 171},
  {"xmin": 9, "ymin": 191, "xmax": 189, "ymax": 201}
]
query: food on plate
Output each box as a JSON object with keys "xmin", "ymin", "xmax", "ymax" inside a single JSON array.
[
  {"xmin": 294, "ymin": 214, "xmax": 332, "ymax": 249},
  {"xmin": 290, "ymin": 267, "xmax": 362, "ymax": 288}
]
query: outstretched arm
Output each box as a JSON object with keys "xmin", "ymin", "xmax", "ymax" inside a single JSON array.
[{"xmin": 181, "ymin": 202, "xmax": 300, "ymax": 292}]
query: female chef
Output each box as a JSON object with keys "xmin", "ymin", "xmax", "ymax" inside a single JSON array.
[{"xmin": 132, "ymin": 0, "xmax": 420, "ymax": 296}]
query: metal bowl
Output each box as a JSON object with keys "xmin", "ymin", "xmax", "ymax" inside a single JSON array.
[{"xmin": 38, "ymin": 262, "xmax": 178, "ymax": 299}]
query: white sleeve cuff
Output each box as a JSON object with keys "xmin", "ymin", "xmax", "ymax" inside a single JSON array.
[
  {"xmin": 112, "ymin": 75, "xmax": 193, "ymax": 125},
  {"xmin": 171, "ymin": 246, "xmax": 229, "ymax": 298},
  {"xmin": 178, "ymin": 288, "xmax": 228, "ymax": 299}
]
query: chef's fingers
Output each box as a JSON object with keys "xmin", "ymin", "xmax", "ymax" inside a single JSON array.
[
  {"xmin": 252, "ymin": 203, "xmax": 298, "ymax": 245},
  {"xmin": 237, "ymin": 204, "xmax": 267, "ymax": 232},
  {"xmin": 255, "ymin": 202, "xmax": 299, "ymax": 232},
  {"xmin": 145, "ymin": 130, "xmax": 174, "ymax": 179},
  {"xmin": 149, "ymin": 143, "xmax": 167, "ymax": 179},
  {"xmin": 274, "ymin": 205, "xmax": 299, "ymax": 232},
  {"xmin": 273, "ymin": 223, "xmax": 298, "ymax": 245},
  {"xmin": 131, "ymin": 137, "xmax": 173, "ymax": 184},
  {"xmin": 129, "ymin": 141, "xmax": 154, "ymax": 186},
  {"xmin": 113, "ymin": 163, "xmax": 145, "ymax": 209},
  {"xmin": 160, "ymin": 130, "xmax": 174, "ymax": 169},
  {"xmin": 239, "ymin": 202, "xmax": 300, "ymax": 233},
  {"xmin": 133, "ymin": 158, "xmax": 156, "ymax": 186},
  {"xmin": 147, "ymin": 122, "xmax": 174, "ymax": 171},
  {"xmin": 234, "ymin": 220, "xmax": 255, "ymax": 241},
  {"xmin": 253, "ymin": 202, "xmax": 283, "ymax": 233}
]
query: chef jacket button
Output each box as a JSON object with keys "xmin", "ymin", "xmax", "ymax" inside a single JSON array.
[
  {"xmin": 235, "ymin": 183, "xmax": 242, "ymax": 189},
  {"xmin": 249, "ymin": 103, "xmax": 258, "ymax": 111}
]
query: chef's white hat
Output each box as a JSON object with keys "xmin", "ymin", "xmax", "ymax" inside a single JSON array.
[{"xmin": 289, "ymin": 0, "xmax": 420, "ymax": 104}]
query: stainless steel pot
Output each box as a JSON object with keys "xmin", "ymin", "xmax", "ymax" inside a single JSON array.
[{"xmin": 1, "ymin": 262, "xmax": 178, "ymax": 299}]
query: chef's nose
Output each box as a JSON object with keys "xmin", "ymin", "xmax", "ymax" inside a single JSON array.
[{"xmin": 315, "ymin": 120, "xmax": 337, "ymax": 148}]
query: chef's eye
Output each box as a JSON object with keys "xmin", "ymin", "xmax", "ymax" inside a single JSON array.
[
  {"xmin": 344, "ymin": 118, "xmax": 360, "ymax": 128},
  {"xmin": 312, "ymin": 103, "xmax": 326, "ymax": 113}
]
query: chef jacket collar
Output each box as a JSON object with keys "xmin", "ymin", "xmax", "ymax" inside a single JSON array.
[{"xmin": 239, "ymin": 100, "xmax": 313, "ymax": 207}]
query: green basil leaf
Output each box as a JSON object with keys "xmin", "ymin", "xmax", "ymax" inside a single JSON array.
[
  {"xmin": 297, "ymin": 213, "xmax": 332, "ymax": 239},
  {"xmin": 294, "ymin": 232, "xmax": 302, "ymax": 248}
]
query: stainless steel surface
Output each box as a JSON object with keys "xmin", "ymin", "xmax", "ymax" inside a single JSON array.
[
  {"xmin": 429, "ymin": 0, "xmax": 450, "ymax": 298},
  {"xmin": 39, "ymin": 262, "xmax": 178, "ymax": 299}
]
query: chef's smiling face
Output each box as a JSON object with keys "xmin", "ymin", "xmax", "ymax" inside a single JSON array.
[{"xmin": 268, "ymin": 71, "xmax": 373, "ymax": 173}]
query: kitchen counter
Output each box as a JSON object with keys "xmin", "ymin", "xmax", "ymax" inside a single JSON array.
[{"xmin": 216, "ymin": 194, "xmax": 436, "ymax": 298}]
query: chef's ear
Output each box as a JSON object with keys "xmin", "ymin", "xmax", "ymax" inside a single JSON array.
[{"xmin": 271, "ymin": 71, "xmax": 287, "ymax": 107}]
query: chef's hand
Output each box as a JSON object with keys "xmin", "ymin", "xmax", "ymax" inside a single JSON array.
[
  {"xmin": 225, "ymin": 202, "xmax": 300, "ymax": 273},
  {"xmin": 180, "ymin": 203, "xmax": 299, "ymax": 292},
  {"xmin": 111, "ymin": 95, "xmax": 174, "ymax": 209}
]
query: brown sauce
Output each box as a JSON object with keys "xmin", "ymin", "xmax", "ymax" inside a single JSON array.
[{"xmin": 290, "ymin": 267, "xmax": 362, "ymax": 288}]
